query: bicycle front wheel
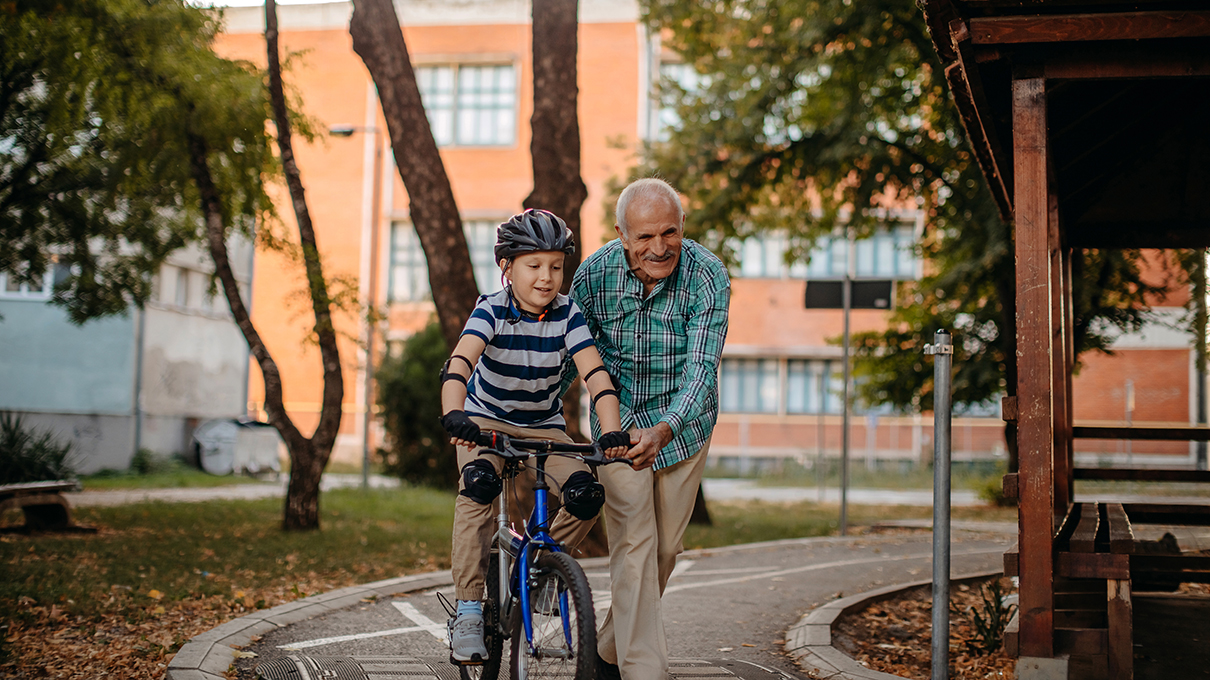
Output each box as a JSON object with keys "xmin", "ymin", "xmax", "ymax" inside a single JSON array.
[
  {"xmin": 460, "ymin": 548, "xmax": 504, "ymax": 680},
  {"xmin": 510, "ymin": 551, "xmax": 596, "ymax": 680}
]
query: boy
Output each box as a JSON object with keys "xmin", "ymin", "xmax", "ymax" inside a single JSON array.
[{"xmin": 439, "ymin": 208, "xmax": 630, "ymax": 663}]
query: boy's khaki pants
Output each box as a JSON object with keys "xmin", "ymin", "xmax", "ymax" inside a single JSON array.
[
  {"xmin": 450, "ymin": 416, "xmax": 595, "ymax": 601},
  {"xmin": 595, "ymin": 440, "xmax": 710, "ymax": 680}
]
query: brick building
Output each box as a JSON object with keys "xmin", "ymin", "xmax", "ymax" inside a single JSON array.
[{"xmin": 214, "ymin": 0, "xmax": 1202, "ymax": 473}]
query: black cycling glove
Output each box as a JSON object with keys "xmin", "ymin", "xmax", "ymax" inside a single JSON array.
[
  {"xmin": 441, "ymin": 410, "xmax": 481, "ymax": 443},
  {"xmin": 597, "ymin": 430, "xmax": 631, "ymax": 451}
]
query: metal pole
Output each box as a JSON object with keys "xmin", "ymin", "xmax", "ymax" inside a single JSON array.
[
  {"xmin": 925, "ymin": 329, "xmax": 953, "ymax": 680},
  {"xmin": 840, "ymin": 228, "xmax": 854, "ymax": 536},
  {"xmin": 362, "ymin": 129, "xmax": 384, "ymax": 490}
]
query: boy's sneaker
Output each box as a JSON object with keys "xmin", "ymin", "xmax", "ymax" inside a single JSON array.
[{"xmin": 449, "ymin": 610, "xmax": 488, "ymax": 662}]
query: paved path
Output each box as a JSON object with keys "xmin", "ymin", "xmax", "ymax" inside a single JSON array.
[{"xmin": 165, "ymin": 523, "xmax": 1016, "ymax": 680}]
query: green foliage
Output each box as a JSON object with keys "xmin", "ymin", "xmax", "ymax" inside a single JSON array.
[
  {"xmin": 0, "ymin": 0, "xmax": 278, "ymax": 322},
  {"xmin": 635, "ymin": 0, "xmax": 1178, "ymax": 412},
  {"xmin": 0, "ymin": 412, "xmax": 77, "ymax": 484},
  {"xmin": 375, "ymin": 320, "xmax": 458, "ymax": 489},
  {"xmin": 953, "ymin": 579, "xmax": 1017, "ymax": 653}
]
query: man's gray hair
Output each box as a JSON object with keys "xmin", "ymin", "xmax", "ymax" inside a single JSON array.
[{"xmin": 616, "ymin": 177, "xmax": 684, "ymax": 237}]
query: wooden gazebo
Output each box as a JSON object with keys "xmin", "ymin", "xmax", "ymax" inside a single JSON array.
[{"xmin": 918, "ymin": 2, "xmax": 1210, "ymax": 678}]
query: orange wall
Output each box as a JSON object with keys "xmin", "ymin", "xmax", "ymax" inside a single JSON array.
[{"xmin": 214, "ymin": 18, "xmax": 642, "ymax": 447}]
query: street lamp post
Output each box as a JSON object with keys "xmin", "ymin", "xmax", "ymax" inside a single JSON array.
[{"xmin": 331, "ymin": 124, "xmax": 384, "ymax": 490}]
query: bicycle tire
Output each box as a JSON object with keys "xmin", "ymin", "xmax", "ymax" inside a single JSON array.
[
  {"xmin": 460, "ymin": 548, "xmax": 504, "ymax": 680},
  {"xmin": 510, "ymin": 551, "xmax": 596, "ymax": 680}
]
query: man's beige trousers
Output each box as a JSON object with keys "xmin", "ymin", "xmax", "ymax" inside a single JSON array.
[
  {"xmin": 596, "ymin": 440, "xmax": 710, "ymax": 680},
  {"xmin": 450, "ymin": 417, "xmax": 595, "ymax": 601}
]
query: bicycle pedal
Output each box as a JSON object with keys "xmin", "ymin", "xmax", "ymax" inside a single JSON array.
[{"xmin": 450, "ymin": 654, "xmax": 486, "ymax": 666}]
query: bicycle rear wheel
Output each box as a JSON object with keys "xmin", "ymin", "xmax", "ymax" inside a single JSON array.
[
  {"xmin": 510, "ymin": 551, "xmax": 595, "ymax": 680},
  {"xmin": 460, "ymin": 548, "xmax": 504, "ymax": 680}
]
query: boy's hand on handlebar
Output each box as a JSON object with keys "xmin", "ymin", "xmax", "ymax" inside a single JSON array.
[
  {"xmin": 597, "ymin": 430, "xmax": 633, "ymax": 459},
  {"xmin": 440, "ymin": 410, "xmax": 481, "ymax": 448}
]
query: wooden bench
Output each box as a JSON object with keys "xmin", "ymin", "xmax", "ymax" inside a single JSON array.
[
  {"xmin": 0, "ymin": 481, "xmax": 95, "ymax": 533},
  {"xmin": 1004, "ymin": 501, "xmax": 1134, "ymax": 679}
]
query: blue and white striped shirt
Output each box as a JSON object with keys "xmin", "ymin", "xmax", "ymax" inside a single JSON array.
[{"xmin": 461, "ymin": 290, "xmax": 596, "ymax": 430}]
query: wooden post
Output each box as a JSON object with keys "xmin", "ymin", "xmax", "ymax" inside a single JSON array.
[
  {"xmin": 1050, "ymin": 178, "xmax": 1071, "ymax": 517},
  {"xmin": 1013, "ymin": 74, "xmax": 1056, "ymax": 660},
  {"xmin": 1064, "ymin": 248, "xmax": 1076, "ymax": 506}
]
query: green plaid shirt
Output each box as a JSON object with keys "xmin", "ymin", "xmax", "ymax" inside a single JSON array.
[{"xmin": 564, "ymin": 238, "xmax": 730, "ymax": 470}]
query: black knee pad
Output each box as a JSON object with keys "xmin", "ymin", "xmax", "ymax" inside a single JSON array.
[
  {"xmin": 561, "ymin": 471, "xmax": 605, "ymax": 520},
  {"xmin": 460, "ymin": 459, "xmax": 501, "ymax": 505}
]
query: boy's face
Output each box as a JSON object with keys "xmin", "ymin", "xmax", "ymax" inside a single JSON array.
[{"xmin": 503, "ymin": 251, "xmax": 564, "ymax": 314}]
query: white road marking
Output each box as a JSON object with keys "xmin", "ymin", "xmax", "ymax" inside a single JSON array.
[
  {"xmin": 669, "ymin": 559, "xmax": 696, "ymax": 580},
  {"xmin": 393, "ymin": 601, "xmax": 449, "ymax": 642},
  {"xmin": 662, "ymin": 548, "xmax": 1004, "ymax": 595},
  {"xmin": 278, "ymin": 625, "xmax": 430, "ymax": 650}
]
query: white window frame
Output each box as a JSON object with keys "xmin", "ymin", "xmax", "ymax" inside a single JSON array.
[{"xmin": 415, "ymin": 62, "xmax": 518, "ymax": 147}]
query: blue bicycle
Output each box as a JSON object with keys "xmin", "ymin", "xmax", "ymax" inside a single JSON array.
[{"xmin": 452, "ymin": 432, "xmax": 625, "ymax": 680}]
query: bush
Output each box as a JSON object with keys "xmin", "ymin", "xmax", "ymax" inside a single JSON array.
[
  {"xmin": 0, "ymin": 412, "xmax": 77, "ymax": 485},
  {"xmin": 975, "ymin": 467, "xmax": 1017, "ymax": 507},
  {"xmin": 375, "ymin": 320, "xmax": 458, "ymax": 489}
]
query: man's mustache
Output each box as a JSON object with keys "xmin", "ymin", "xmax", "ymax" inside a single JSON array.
[{"xmin": 644, "ymin": 252, "xmax": 674, "ymax": 263}]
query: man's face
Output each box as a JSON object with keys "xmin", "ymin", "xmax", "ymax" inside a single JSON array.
[{"xmin": 616, "ymin": 196, "xmax": 684, "ymax": 283}]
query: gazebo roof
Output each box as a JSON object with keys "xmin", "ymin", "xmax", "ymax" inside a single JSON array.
[{"xmin": 919, "ymin": 0, "xmax": 1210, "ymax": 248}]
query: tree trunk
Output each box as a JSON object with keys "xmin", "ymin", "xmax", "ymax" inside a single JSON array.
[
  {"xmin": 187, "ymin": 133, "xmax": 320, "ymax": 529},
  {"xmin": 349, "ymin": 0, "xmax": 480, "ymax": 351},
  {"xmin": 266, "ymin": 0, "xmax": 344, "ymax": 530},
  {"xmin": 524, "ymin": 0, "xmax": 590, "ymax": 441}
]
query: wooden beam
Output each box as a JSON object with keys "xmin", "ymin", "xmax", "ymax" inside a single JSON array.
[
  {"xmin": 1051, "ymin": 199, "xmax": 1071, "ymax": 514},
  {"xmin": 1013, "ymin": 73, "xmax": 1056, "ymax": 659},
  {"xmin": 1073, "ymin": 425, "xmax": 1210, "ymax": 441},
  {"xmin": 1057, "ymin": 551, "xmax": 1130, "ymax": 579},
  {"xmin": 1003, "ymin": 472, "xmax": 1019, "ymax": 500},
  {"xmin": 1105, "ymin": 503, "xmax": 1134, "ymax": 555},
  {"xmin": 1124, "ymin": 503, "xmax": 1210, "ymax": 526},
  {"xmin": 946, "ymin": 19, "xmax": 1014, "ymax": 221},
  {"xmin": 1075, "ymin": 467, "xmax": 1210, "ymax": 482},
  {"xmin": 1045, "ymin": 51, "xmax": 1210, "ymax": 80},
  {"xmin": 1069, "ymin": 503, "xmax": 1100, "ymax": 553},
  {"xmin": 970, "ymin": 11, "xmax": 1210, "ymax": 45},
  {"xmin": 1107, "ymin": 579, "xmax": 1133, "ymax": 680}
]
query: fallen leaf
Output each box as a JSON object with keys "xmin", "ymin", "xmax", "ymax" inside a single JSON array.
[
  {"xmin": 147, "ymin": 589, "xmax": 164, "ymax": 601},
  {"xmin": 235, "ymin": 650, "xmax": 257, "ymax": 659}
]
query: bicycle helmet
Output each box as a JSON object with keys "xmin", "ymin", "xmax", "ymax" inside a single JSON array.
[{"xmin": 494, "ymin": 209, "xmax": 575, "ymax": 263}]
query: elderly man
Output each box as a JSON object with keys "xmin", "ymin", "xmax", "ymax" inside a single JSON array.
[{"xmin": 567, "ymin": 177, "xmax": 730, "ymax": 680}]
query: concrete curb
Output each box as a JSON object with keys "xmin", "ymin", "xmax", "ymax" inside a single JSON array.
[
  {"xmin": 784, "ymin": 569, "xmax": 1003, "ymax": 680},
  {"xmin": 166, "ymin": 570, "xmax": 453, "ymax": 680}
]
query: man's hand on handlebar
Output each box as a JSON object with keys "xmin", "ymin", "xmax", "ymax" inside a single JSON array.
[{"xmin": 597, "ymin": 431, "xmax": 633, "ymax": 460}]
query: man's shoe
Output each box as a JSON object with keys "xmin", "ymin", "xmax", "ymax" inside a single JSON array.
[
  {"xmin": 449, "ymin": 611, "xmax": 488, "ymax": 662},
  {"xmin": 595, "ymin": 653, "xmax": 621, "ymax": 680}
]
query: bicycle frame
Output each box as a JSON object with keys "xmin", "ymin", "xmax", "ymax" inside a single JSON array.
[{"xmin": 494, "ymin": 452, "xmax": 572, "ymax": 654}]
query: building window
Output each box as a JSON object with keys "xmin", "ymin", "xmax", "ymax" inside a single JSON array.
[
  {"xmin": 0, "ymin": 263, "xmax": 70, "ymax": 300},
  {"xmin": 653, "ymin": 62, "xmax": 706, "ymax": 142},
  {"xmin": 803, "ymin": 225, "xmax": 918, "ymax": 280},
  {"xmin": 416, "ymin": 64, "xmax": 517, "ymax": 146},
  {"xmin": 389, "ymin": 220, "xmax": 506, "ymax": 302},
  {"xmin": 720, "ymin": 358, "xmax": 780, "ymax": 413},
  {"xmin": 786, "ymin": 359, "xmax": 843, "ymax": 414},
  {"xmin": 735, "ymin": 225, "xmax": 917, "ymax": 281}
]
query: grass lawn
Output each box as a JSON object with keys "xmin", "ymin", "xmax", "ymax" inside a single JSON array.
[{"xmin": 0, "ymin": 485, "xmax": 1014, "ymax": 678}]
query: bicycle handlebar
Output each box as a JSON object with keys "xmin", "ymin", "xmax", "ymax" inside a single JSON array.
[{"xmin": 474, "ymin": 431, "xmax": 632, "ymax": 466}]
